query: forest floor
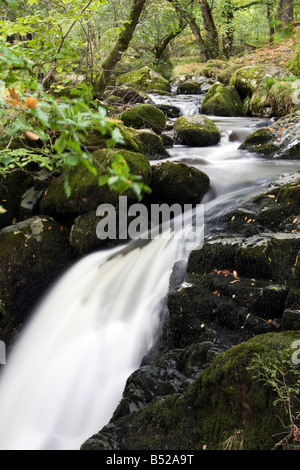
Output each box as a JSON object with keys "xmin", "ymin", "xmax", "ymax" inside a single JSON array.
[{"xmin": 170, "ymin": 24, "xmax": 300, "ymax": 77}]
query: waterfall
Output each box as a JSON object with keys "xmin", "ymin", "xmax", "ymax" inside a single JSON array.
[
  {"xmin": 0, "ymin": 91, "xmax": 298, "ymax": 451},
  {"xmin": 0, "ymin": 220, "xmax": 202, "ymax": 450}
]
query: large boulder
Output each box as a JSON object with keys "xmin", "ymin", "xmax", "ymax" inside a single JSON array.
[
  {"xmin": 230, "ymin": 65, "xmax": 292, "ymax": 100},
  {"xmin": 117, "ymin": 66, "xmax": 171, "ymax": 93},
  {"xmin": 120, "ymin": 104, "xmax": 167, "ymax": 134},
  {"xmin": 201, "ymin": 82, "xmax": 243, "ymax": 117},
  {"xmin": 40, "ymin": 149, "xmax": 152, "ymax": 219},
  {"xmin": 174, "ymin": 115, "xmax": 221, "ymax": 146},
  {"xmin": 149, "ymin": 161, "xmax": 210, "ymax": 206},
  {"xmin": 177, "ymin": 81, "xmax": 202, "ymax": 95},
  {"xmin": 81, "ymin": 331, "xmax": 300, "ymax": 450},
  {"xmin": 0, "ymin": 216, "xmax": 74, "ymax": 340},
  {"xmin": 239, "ymin": 111, "xmax": 300, "ymax": 159}
]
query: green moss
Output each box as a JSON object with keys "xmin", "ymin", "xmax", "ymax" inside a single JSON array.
[
  {"xmin": 121, "ymin": 104, "xmax": 167, "ymax": 134},
  {"xmin": 201, "ymin": 83, "xmax": 243, "ymax": 117},
  {"xmin": 82, "ymin": 332, "xmax": 300, "ymax": 450},
  {"xmin": 84, "ymin": 123, "xmax": 141, "ymax": 153},
  {"xmin": 150, "ymin": 161, "xmax": 210, "ymax": 206},
  {"xmin": 239, "ymin": 128, "xmax": 278, "ymax": 156},
  {"xmin": 40, "ymin": 149, "xmax": 152, "ymax": 217},
  {"xmin": 177, "ymin": 81, "xmax": 202, "ymax": 95},
  {"xmin": 174, "ymin": 115, "xmax": 221, "ymax": 146},
  {"xmin": 117, "ymin": 66, "xmax": 171, "ymax": 93},
  {"xmin": 287, "ymin": 44, "xmax": 300, "ymax": 77}
]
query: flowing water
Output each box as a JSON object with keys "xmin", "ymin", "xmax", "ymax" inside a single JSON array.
[{"xmin": 0, "ymin": 92, "xmax": 299, "ymax": 450}]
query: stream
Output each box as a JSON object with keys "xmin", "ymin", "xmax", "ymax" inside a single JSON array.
[{"xmin": 0, "ymin": 92, "xmax": 298, "ymax": 450}]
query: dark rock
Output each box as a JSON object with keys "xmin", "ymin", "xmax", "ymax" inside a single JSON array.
[{"xmin": 174, "ymin": 115, "xmax": 221, "ymax": 146}]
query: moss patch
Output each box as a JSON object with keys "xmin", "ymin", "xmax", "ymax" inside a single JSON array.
[{"xmin": 121, "ymin": 104, "xmax": 167, "ymax": 134}]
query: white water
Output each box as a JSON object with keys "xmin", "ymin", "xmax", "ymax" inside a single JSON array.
[{"xmin": 0, "ymin": 94, "xmax": 299, "ymax": 451}]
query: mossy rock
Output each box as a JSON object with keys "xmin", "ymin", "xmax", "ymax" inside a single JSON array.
[
  {"xmin": 120, "ymin": 104, "xmax": 167, "ymax": 134},
  {"xmin": 134, "ymin": 129, "xmax": 170, "ymax": 160},
  {"xmin": 176, "ymin": 81, "xmax": 202, "ymax": 95},
  {"xmin": 0, "ymin": 171, "xmax": 34, "ymax": 229},
  {"xmin": 149, "ymin": 161, "xmax": 210, "ymax": 207},
  {"xmin": 201, "ymin": 82, "xmax": 243, "ymax": 117},
  {"xmin": 188, "ymin": 232, "xmax": 300, "ymax": 286},
  {"xmin": 0, "ymin": 216, "xmax": 74, "ymax": 339},
  {"xmin": 81, "ymin": 331, "xmax": 300, "ymax": 450},
  {"xmin": 239, "ymin": 111, "xmax": 300, "ymax": 159},
  {"xmin": 174, "ymin": 115, "xmax": 221, "ymax": 146},
  {"xmin": 117, "ymin": 66, "xmax": 171, "ymax": 93},
  {"xmin": 40, "ymin": 149, "xmax": 152, "ymax": 218},
  {"xmin": 287, "ymin": 43, "xmax": 300, "ymax": 77},
  {"xmin": 107, "ymin": 86, "xmax": 150, "ymax": 104},
  {"xmin": 239, "ymin": 127, "xmax": 278, "ymax": 156},
  {"xmin": 83, "ymin": 123, "xmax": 141, "ymax": 153},
  {"xmin": 230, "ymin": 65, "xmax": 293, "ymax": 100},
  {"xmin": 70, "ymin": 210, "xmax": 136, "ymax": 256}
]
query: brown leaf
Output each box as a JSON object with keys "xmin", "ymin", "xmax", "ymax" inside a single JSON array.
[{"xmin": 25, "ymin": 131, "xmax": 40, "ymax": 141}]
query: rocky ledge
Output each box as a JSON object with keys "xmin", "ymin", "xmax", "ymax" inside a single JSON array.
[{"xmin": 81, "ymin": 171, "xmax": 300, "ymax": 451}]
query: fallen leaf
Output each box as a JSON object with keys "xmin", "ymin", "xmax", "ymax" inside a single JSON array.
[{"xmin": 25, "ymin": 131, "xmax": 40, "ymax": 141}]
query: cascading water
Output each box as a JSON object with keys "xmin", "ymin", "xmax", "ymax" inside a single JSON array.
[{"xmin": 0, "ymin": 91, "xmax": 299, "ymax": 451}]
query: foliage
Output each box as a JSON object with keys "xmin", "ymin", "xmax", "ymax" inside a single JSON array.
[
  {"xmin": 247, "ymin": 348, "xmax": 300, "ymax": 450},
  {"xmin": 0, "ymin": 44, "xmax": 150, "ymax": 201}
]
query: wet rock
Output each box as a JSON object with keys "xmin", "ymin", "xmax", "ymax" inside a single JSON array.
[
  {"xmin": 81, "ymin": 331, "xmax": 300, "ymax": 450},
  {"xmin": 120, "ymin": 103, "xmax": 167, "ymax": 134},
  {"xmin": 239, "ymin": 111, "xmax": 300, "ymax": 159},
  {"xmin": 0, "ymin": 171, "xmax": 34, "ymax": 229},
  {"xmin": 201, "ymin": 82, "xmax": 243, "ymax": 117},
  {"xmin": 40, "ymin": 149, "xmax": 152, "ymax": 219},
  {"xmin": 134, "ymin": 129, "xmax": 170, "ymax": 160},
  {"xmin": 107, "ymin": 86, "xmax": 150, "ymax": 104},
  {"xmin": 117, "ymin": 66, "xmax": 171, "ymax": 93},
  {"xmin": 156, "ymin": 104, "xmax": 181, "ymax": 119},
  {"xmin": 149, "ymin": 161, "xmax": 210, "ymax": 207},
  {"xmin": 177, "ymin": 81, "xmax": 202, "ymax": 95},
  {"xmin": 0, "ymin": 216, "xmax": 74, "ymax": 340},
  {"xmin": 174, "ymin": 115, "xmax": 221, "ymax": 146}
]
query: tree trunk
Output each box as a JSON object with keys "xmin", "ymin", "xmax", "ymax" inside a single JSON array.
[
  {"xmin": 95, "ymin": 0, "xmax": 148, "ymax": 95},
  {"xmin": 198, "ymin": 0, "xmax": 219, "ymax": 58},
  {"xmin": 153, "ymin": 17, "xmax": 187, "ymax": 62},
  {"xmin": 277, "ymin": 0, "xmax": 293, "ymax": 25},
  {"xmin": 167, "ymin": 0, "xmax": 209, "ymax": 61},
  {"xmin": 222, "ymin": 0, "xmax": 234, "ymax": 58}
]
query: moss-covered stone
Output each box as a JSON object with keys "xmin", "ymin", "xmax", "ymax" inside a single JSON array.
[
  {"xmin": 0, "ymin": 216, "xmax": 74, "ymax": 340},
  {"xmin": 81, "ymin": 331, "xmax": 300, "ymax": 450},
  {"xmin": 120, "ymin": 104, "xmax": 167, "ymax": 134},
  {"xmin": 239, "ymin": 127, "xmax": 278, "ymax": 156},
  {"xmin": 177, "ymin": 81, "xmax": 202, "ymax": 95},
  {"xmin": 287, "ymin": 43, "xmax": 300, "ymax": 77},
  {"xmin": 174, "ymin": 115, "xmax": 221, "ymax": 146},
  {"xmin": 239, "ymin": 111, "xmax": 300, "ymax": 159},
  {"xmin": 70, "ymin": 210, "xmax": 136, "ymax": 256},
  {"xmin": 107, "ymin": 86, "xmax": 150, "ymax": 104},
  {"xmin": 84, "ymin": 123, "xmax": 141, "ymax": 153},
  {"xmin": 134, "ymin": 129, "xmax": 170, "ymax": 160},
  {"xmin": 117, "ymin": 66, "xmax": 171, "ymax": 93},
  {"xmin": 149, "ymin": 161, "xmax": 210, "ymax": 206},
  {"xmin": 231, "ymin": 65, "xmax": 293, "ymax": 100},
  {"xmin": 201, "ymin": 82, "xmax": 243, "ymax": 117},
  {"xmin": 40, "ymin": 149, "xmax": 152, "ymax": 218},
  {"xmin": 0, "ymin": 171, "xmax": 34, "ymax": 229}
]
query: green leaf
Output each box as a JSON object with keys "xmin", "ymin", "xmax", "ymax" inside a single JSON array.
[{"xmin": 64, "ymin": 176, "xmax": 72, "ymax": 198}]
